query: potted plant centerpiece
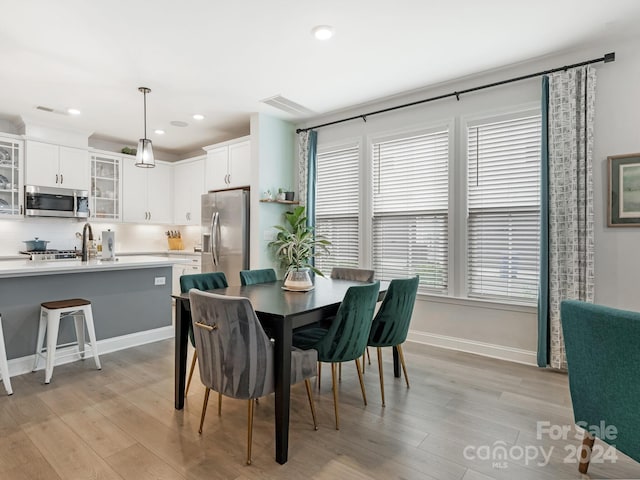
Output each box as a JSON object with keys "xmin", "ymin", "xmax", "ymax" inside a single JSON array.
[{"xmin": 269, "ymin": 206, "xmax": 330, "ymax": 290}]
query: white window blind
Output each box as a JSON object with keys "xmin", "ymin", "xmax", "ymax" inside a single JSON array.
[
  {"xmin": 315, "ymin": 145, "xmax": 360, "ymax": 275},
  {"xmin": 467, "ymin": 114, "xmax": 541, "ymax": 303},
  {"xmin": 372, "ymin": 130, "xmax": 449, "ymax": 293}
]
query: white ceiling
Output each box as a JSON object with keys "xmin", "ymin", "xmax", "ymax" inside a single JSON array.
[{"xmin": 2, "ymin": 0, "xmax": 640, "ymax": 157}]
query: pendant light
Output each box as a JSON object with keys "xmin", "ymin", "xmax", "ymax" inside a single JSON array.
[{"xmin": 135, "ymin": 87, "xmax": 155, "ymax": 168}]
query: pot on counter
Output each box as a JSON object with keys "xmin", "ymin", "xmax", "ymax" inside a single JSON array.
[{"xmin": 23, "ymin": 237, "xmax": 50, "ymax": 251}]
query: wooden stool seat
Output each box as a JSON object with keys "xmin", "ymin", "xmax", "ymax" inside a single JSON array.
[
  {"xmin": 33, "ymin": 299, "xmax": 101, "ymax": 384},
  {"xmin": 41, "ymin": 298, "xmax": 91, "ymax": 309}
]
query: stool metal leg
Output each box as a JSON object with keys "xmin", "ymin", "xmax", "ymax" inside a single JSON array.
[
  {"xmin": 33, "ymin": 308, "xmax": 47, "ymax": 372},
  {"xmin": 82, "ymin": 306, "xmax": 101, "ymax": 370},
  {"xmin": 45, "ymin": 310, "xmax": 61, "ymax": 384},
  {"xmin": 0, "ymin": 315, "xmax": 13, "ymax": 395},
  {"xmin": 72, "ymin": 313, "xmax": 86, "ymax": 360}
]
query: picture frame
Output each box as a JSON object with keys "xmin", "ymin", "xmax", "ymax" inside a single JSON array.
[{"xmin": 608, "ymin": 153, "xmax": 640, "ymax": 227}]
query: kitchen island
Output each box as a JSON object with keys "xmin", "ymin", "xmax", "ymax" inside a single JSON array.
[{"xmin": 0, "ymin": 256, "xmax": 182, "ymax": 374}]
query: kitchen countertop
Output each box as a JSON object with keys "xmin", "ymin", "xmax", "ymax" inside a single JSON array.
[{"xmin": 0, "ymin": 255, "xmax": 187, "ymax": 278}]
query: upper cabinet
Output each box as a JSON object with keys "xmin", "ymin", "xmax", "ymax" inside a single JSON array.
[
  {"xmin": 90, "ymin": 151, "xmax": 122, "ymax": 221},
  {"xmin": 25, "ymin": 140, "xmax": 89, "ymax": 190},
  {"xmin": 0, "ymin": 136, "xmax": 23, "ymax": 217},
  {"xmin": 203, "ymin": 137, "xmax": 251, "ymax": 191},
  {"xmin": 122, "ymin": 158, "xmax": 173, "ymax": 224},
  {"xmin": 173, "ymin": 156, "xmax": 205, "ymax": 225}
]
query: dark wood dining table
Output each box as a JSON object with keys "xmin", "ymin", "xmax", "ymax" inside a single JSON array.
[{"xmin": 172, "ymin": 276, "xmax": 390, "ymax": 464}]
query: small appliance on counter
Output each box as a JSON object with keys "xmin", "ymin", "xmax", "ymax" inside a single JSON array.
[
  {"xmin": 20, "ymin": 249, "xmax": 78, "ymax": 261},
  {"xmin": 102, "ymin": 230, "xmax": 116, "ymax": 260}
]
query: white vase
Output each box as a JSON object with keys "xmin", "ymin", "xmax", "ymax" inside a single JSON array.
[{"xmin": 284, "ymin": 268, "xmax": 313, "ymax": 290}]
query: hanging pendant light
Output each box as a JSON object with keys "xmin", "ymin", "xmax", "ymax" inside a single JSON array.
[{"xmin": 135, "ymin": 87, "xmax": 155, "ymax": 168}]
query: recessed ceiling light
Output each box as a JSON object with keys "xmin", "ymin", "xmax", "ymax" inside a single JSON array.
[
  {"xmin": 67, "ymin": 108, "xmax": 81, "ymax": 115},
  {"xmin": 170, "ymin": 120, "xmax": 189, "ymax": 127},
  {"xmin": 192, "ymin": 114, "xmax": 205, "ymax": 120},
  {"xmin": 312, "ymin": 25, "xmax": 334, "ymax": 41},
  {"xmin": 154, "ymin": 129, "xmax": 165, "ymax": 135}
]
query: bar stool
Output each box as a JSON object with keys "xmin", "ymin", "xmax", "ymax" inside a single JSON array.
[
  {"xmin": 33, "ymin": 298, "xmax": 101, "ymax": 384},
  {"xmin": 0, "ymin": 314, "xmax": 13, "ymax": 395}
]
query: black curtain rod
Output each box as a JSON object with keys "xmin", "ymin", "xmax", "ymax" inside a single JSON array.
[{"xmin": 296, "ymin": 52, "xmax": 615, "ymax": 134}]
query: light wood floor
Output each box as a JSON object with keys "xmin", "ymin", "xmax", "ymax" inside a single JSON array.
[{"xmin": 1, "ymin": 340, "xmax": 638, "ymax": 480}]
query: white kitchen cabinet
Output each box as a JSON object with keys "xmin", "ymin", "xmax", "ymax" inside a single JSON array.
[
  {"xmin": 25, "ymin": 140, "xmax": 89, "ymax": 190},
  {"xmin": 203, "ymin": 137, "xmax": 250, "ymax": 191},
  {"xmin": 122, "ymin": 158, "xmax": 173, "ymax": 224},
  {"xmin": 0, "ymin": 136, "xmax": 23, "ymax": 217},
  {"xmin": 171, "ymin": 254, "xmax": 201, "ymax": 296},
  {"xmin": 90, "ymin": 151, "xmax": 122, "ymax": 221},
  {"xmin": 173, "ymin": 157, "xmax": 205, "ymax": 225}
]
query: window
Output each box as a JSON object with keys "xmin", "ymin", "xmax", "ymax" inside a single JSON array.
[
  {"xmin": 467, "ymin": 114, "xmax": 541, "ymax": 303},
  {"xmin": 315, "ymin": 144, "xmax": 360, "ymax": 275},
  {"xmin": 372, "ymin": 130, "xmax": 449, "ymax": 293}
]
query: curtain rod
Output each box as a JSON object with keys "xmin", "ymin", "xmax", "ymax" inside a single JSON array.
[{"xmin": 296, "ymin": 52, "xmax": 615, "ymax": 134}]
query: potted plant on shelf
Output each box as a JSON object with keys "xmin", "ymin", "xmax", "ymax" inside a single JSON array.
[{"xmin": 269, "ymin": 205, "xmax": 331, "ymax": 290}]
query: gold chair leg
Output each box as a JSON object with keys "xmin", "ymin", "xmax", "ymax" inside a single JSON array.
[
  {"xmin": 396, "ymin": 344, "xmax": 410, "ymax": 388},
  {"xmin": 247, "ymin": 399, "xmax": 255, "ymax": 465},
  {"xmin": 579, "ymin": 431, "xmax": 595, "ymax": 474},
  {"xmin": 317, "ymin": 361, "xmax": 322, "ymax": 390},
  {"xmin": 362, "ymin": 352, "xmax": 366, "ymax": 374},
  {"xmin": 304, "ymin": 379, "xmax": 318, "ymax": 430},
  {"xmin": 331, "ymin": 363, "xmax": 340, "ymax": 430},
  {"xmin": 198, "ymin": 387, "xmax": 210, "ymax": 434},
  {"xmin": 185, "ymin": 350, "xmax": 198, "ymax": 396},
  {"xmin": 377, "ymin": 347, "xmax": 385, "ymax": 407},
  {"xmin": 355, "ymin": 358, "xmax": 367, "ymax": 406},
  {"xmin": 217, "ymin": 391, "xmax": 222, "ymax": 416}
]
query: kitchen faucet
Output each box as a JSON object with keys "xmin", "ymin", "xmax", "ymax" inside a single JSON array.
[{"xmin": 81, "ymin": 222, "xmax": 93, "ymax": 262}]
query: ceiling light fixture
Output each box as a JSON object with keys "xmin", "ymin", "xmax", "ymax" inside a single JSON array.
[
  {"xmin": 135, "ymin": 87, "xmax": 155, "ymax": 168},
  {"xmin": 67, "ymin": 108, "xmax": 81, "ymax": 115},
  {"xmin": 312, "ymin": 25, "xmax": 334, "ymax": 41},
  {"xmin": 192, "ymin": 114, "xmax": 205, "ymax": 120},
  {"xmin": 154, "ymin": 129, "xmax": 165, "ymax": 135}
]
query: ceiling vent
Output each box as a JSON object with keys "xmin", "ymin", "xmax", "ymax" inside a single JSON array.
[
  {"xmin": 261, "ymin": 95, "xmax": 315, "ymax": 116},
  {"xmin": 36, "ymin": 105, "xmax": 55, "ymax": 113}
]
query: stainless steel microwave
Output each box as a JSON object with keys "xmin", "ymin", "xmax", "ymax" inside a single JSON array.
[{"xmin": 24, "ymin": 185, "xmax": 90, "ymax": 218}]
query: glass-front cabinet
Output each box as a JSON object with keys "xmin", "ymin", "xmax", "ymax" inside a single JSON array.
[
  {"xmin": 90, "ymin": 152, "xmax": 121, "ymax": 220},
  {"xmin": 0, "ymin": 136, "xmax": 23, "ymax": 217}
]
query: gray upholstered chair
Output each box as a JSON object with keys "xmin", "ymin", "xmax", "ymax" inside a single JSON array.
[
  {"xmin": 330, "ymin": 267, "xmax": 375, "ymax": 283},
  {"xmin": 189, "ymin": 289, "xmax": 318, "ymax": 465}
]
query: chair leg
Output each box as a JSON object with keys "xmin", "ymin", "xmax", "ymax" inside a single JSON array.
[
  {"xmin": 317, "ymin": 361, "xmax": 321, "ymax": 390},
  {"xmin": 33, "ymin": 308, "xmax": 47, "ymax": 372},
  {"xmin": 218, "ymin": 391, "xmax": 222, "ymax": 416},
  {"xmin": 185, "ymin": 350, "xmax": 197, "ymax": 395},
  {"xmin": 355, "ymin": 358, "xmax": 367, "ymax": 406},
  {"xmin": 396, "ymin": 344, "xmax": 410, "ymax": 388},
  {"xmin": 362, "ymin": 352, "xmax": 366, "ymax": 374},
  {"xmin": 339, "ymin": 362, "xmax": 342, "ymax": 382},
  {"xmin": 0, "ymin": 316, "xmax": 12, "ymax": 395},
  {"xmin": 198, "ymin": 387, "xmax": 210, "ymax": 434},
  {"xmin": 377, "ymin": 347, "xmax": 385, "ymax": 407},
  {"xmin": 366, "ymin": 346, "xmax": 371, "ymax": 365},
  {"xmin": 247, "ymin": 399, "xmax": 255, "ymax": 465},
  {"xmin": 304, "ymin": 379, "xmax": 318, "ymax": 430},
  {"xmin": 331, "ymin": 363, "xmax": 340, "ymax": 430},
  {"xmin": 579, "ymin": 430, "xmax": 595, "ymax": 474},
  {"xmin": 82, "ymin": 306, "xmax": 101, "ymax": 371},
  {"xmin": 44, "ymin": 310, "xmax": 61, "ymax": 384},
  {"xmin": 72, "ymin": 314, "xmax": 85, "ymax": 360}
]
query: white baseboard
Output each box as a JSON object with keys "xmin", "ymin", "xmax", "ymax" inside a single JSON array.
[
  {"xmin": 8, "ymin": 326, "xmax": 174, "ymax": 378},
  {"xmin": 407, "ymin": 330, "xmax": 537, "ymax": 366}
]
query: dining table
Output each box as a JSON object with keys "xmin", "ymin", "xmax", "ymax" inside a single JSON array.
[{"xmin": 172, "ymin": 276, "xmax": 390, "ymax": 464}]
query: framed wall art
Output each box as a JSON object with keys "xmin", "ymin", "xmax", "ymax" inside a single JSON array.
[{"xmin": 608, "ymin": 153, "xmax": 640, "ymax": 226}]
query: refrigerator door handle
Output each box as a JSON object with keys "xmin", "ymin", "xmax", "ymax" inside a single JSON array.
[{"xmin": 211, "ymin": 211, "xmax": 220, "ymax": 266}]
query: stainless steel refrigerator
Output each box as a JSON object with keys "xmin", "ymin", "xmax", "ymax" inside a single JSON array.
[{"xmin": 201, "ymin": 188, "xmax": 250, "ymax": 284}]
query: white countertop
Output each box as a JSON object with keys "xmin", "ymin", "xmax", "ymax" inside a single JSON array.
[{"xmin": 0, "ymin": 255, "xmax": 187, "ymax": 278}]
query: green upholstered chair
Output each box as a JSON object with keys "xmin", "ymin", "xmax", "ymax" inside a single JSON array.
[
  {"xmin": 293, "ymin": 281, "xmax": 380, "ymax": 429},
  {"xmin": 179, "ymin": 272, "xmax": 228, "ymax": 398},
  {"xmin": 561, "ymin": 300, "xmax": 640, "ymax": 474},
  {"xmin": 239, "ymin": 268, "xmax": 277, "ymax": 286},
  {"xmin": 367, "ymin": 275, "xmax": 419, "ymax": 406},
  {"xmin": 189, "ymin": 289, "xmax": 318, "ymax": 465}
]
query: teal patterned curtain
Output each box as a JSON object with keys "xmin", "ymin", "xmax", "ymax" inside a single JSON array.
[{"xmin": 539, "ymin": 66, "xmax": 596, "ymax": 369}]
